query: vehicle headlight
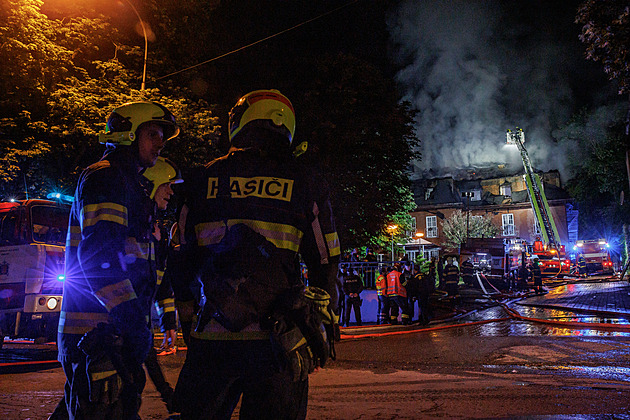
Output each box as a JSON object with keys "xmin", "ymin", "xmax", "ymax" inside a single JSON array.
[{"xmin": 46, "ymin": 297, "xmax": 58, "ymax": 310}]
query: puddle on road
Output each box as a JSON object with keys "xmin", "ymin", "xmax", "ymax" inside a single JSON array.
[
  {"xmin": 484, "ymin": 364, "xmax": 630, "ymax": 382},
  {"xmin": 440, "ymin": 305, "xmax": 630, "ymax": 338}
]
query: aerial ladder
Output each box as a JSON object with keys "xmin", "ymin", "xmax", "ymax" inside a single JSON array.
[{"xmin": 506, "ymin": 128, "xmax": 568, "ymax": 278}]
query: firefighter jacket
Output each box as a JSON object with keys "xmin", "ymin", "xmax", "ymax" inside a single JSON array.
[
  {"xmin": 180, "ymin": 146, "xmax": 341, "ymax": 340},
  {"xmin": 375, "ymin": 272, "xmax": 387, "ymax": 296},
  {"xmin": 578, "ymin": 256, "xmax": 587, "ymax": 271},
  {"xmin": 58, "ymin": 147, "xmax": 156, "ymax": 359},
  {"xmin": 386, "ymin": 270, "xmax": 407, "ymax": 298},
  {"xmin": 531, "ymin": 263, "xmax": 542, "ymax": 283},
  {"xmin": 342, "ymin": 273, "xmax": 363, "ymax": 300},
  {"xmin": 461, "ymin": 260, "xmax": 474, "ymax": 280},
  {"xmin": 443, "ymin": 264, "xmax": 460, "ymax": 285}
]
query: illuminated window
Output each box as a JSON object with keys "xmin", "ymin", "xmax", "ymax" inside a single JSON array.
[{"xmin": 426, "ymin": 216, "xmax": 438, "ymax": 238}]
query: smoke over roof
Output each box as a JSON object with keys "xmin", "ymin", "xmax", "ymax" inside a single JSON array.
[{"xmin": 387, "ymin": 0, "xmax": 609, "ymax": 181}]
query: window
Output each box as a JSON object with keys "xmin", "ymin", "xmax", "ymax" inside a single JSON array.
[
  {"xmin": 461, "ymin": 190, "xmax": 481, "ymax": 201},
  {"xmin": 502, "ymin": 213, "xmax": 515, "ymax": 236},
  {"xmin": 426, "ymin": 216, "xmax": 438, "ymax": 238},
  {"xmin": 425, "ymin": 187, "xmax": 434, "ymax": 201},
  {"xmin": 500, "ymin": 184, "xmax": 512, "ymax": 197}
]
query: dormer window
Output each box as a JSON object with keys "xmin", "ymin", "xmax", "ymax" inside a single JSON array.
[
  {"xmin": 462, "ymin": 190, "xmax": 481, "ymax": 201},
  {"xmin": 425, "ymin": 187, "xmax": 434, "ymax": 201},
  {"xmin": 500, "ymin": 183, "xmax": 512, "ymax": 197}
]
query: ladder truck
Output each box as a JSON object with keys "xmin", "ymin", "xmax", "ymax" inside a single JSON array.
[{"xmin": 506, "ymin": 128, "xmax": 570, "ymax": 278}]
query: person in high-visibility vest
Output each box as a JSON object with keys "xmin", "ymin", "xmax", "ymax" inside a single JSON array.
[
  {"xmin": 375, "ymin": 268, "xmax": 389, "ymax": 325},
  {"xmin": 386, "ymin": 264, "xmax": 410, "ymax": 325}
]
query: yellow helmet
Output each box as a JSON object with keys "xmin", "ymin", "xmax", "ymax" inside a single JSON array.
[
  {"xmin": 228, "ymin": 89, "xmax": 295, "ymax": 144},
  {"xmin": 141, "ymin": 157, "xmax": 183, "ymax": 199},
  {"xmin": 99, "ymin": 102, "xmax": 179, "ymax": 145}
]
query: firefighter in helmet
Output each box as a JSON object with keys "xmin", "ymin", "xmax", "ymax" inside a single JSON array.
[
  {"xmin": 172, "ymin": 90, "xmax": 340, "ymax": 419},
  {"xmin": 57, "ymin": 102, "xmax": 179, "ymax": 419},
  {"xmin": 530, "ymin": 255, "xmax": 544, "ymax": 295}
]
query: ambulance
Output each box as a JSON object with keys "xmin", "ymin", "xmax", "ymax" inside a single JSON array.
[{"xmin": 0, "ymin": 199, "xmax": 69, "ymax": 348}]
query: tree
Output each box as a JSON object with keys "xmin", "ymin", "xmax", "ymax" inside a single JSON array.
[
  {"xmin": 0, "ymin": 0, "xmax": 220, "ymax": 199},
  {"xmin": 442, "ymin": 210, "xmax": 500, "ymax": 250},
  {"xmin": 147, "ymin": 0, "xmax": 417, "ymax": 250},
  {"xmin": 298, "ymin": 53, "xmax": 420, "ymax": 250},
  {"xmin": 576, "ymin": 1, "xmax": 630, "ymax": 95},
  {"xmin": 576, "ymin": 1, "xmax": 630, "ymax": 263}
]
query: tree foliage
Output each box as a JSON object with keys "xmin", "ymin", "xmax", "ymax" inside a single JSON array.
[
  {"xmin": 0, "ymin": 0, "xmax": 420, "ymax": 252},
  {"xmin": 148, "ymin": 0, "xmax": 421, "ymax": 250},
  {"xmin": 573, "ymin": 1, "xmax": 630, "ymax": 250},
  {"xmin": 558, "ymin": 105, "xmax": 630, "ymax": 238},
  {"xmin": 441, "ymin": 210, "xmax": 500, "ymax": 250},
  {"xmin": 576, "ymin": 1, "xmax": 630, "ymax": 94},
  {"xmin": 0, "ymin": 0, "xmax": 219, "ymax": 199},
  {"xmin": 297, "ymin": 53, "xmax": 420, "ymax": 249}
]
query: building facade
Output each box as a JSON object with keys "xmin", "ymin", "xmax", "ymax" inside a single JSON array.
[{"xmin": 409, "ymin": 169, "xmax": 577, "ymax": 254}]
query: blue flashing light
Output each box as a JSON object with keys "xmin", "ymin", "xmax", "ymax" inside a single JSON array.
[
  {"xmin": 46, "ymin": 192, "xmax": 74, "ymax": 203},
  {"xmin": 57, "ymin": 274, "xmax": 66, "ymax": 282}
]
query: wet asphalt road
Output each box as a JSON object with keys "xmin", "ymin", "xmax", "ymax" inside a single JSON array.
[{"xmin": 3, "ymin": 280, "xmax": 630, "ymax": 418}]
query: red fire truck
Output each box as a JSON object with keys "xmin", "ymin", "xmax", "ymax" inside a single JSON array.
[
  {"xmin": 575, "ymin": 239, "xmax": 614, "ymax": 275},
  {"xmin": 0, "ymin": 199, "xmax": 69, "ymax": 348}
]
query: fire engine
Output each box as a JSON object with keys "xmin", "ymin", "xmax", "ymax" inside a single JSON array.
[
  {"xmin": 507, "ymin": 129, "xmax": 570, "ymax": 278},
  {"xmin": 0, "ymin": 199, "xmax": 69, "ymax": 348},
  {"xmin": 575, "ymin": 239, "xmax": 614, "ymax": 275}
]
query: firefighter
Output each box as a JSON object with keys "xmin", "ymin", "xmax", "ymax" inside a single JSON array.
[
  {"xmin": 57, "ymin": 101, "xmax": 179, "ymax": 419},
  {"xmin": 375, "ymin": 268, "xmax": 389, "ymax": 324},
  {"xmin": 172, "ymin": 90, "xmax": 341, "ymax": 419},
  {"xmin": 443, "ymin": 257, "xmax": 460, "ymax": 302},
  {"xmin": 386, "ymin": 264, "xmax": 410, "ymax": 325},
  {"xmin": 530, "ymin": 255, "xmax": 544, "ymax": 295},
  {"xmin": 578, "ymin": 255, "xmax": 587, "ymax": 278},
  {"xmin": 461, "ymin": 257, "xmax": 475, "ymax": 287},
  {"xmin": 142, "ymin": 157, "xmax": 183, "ymax": 354}
]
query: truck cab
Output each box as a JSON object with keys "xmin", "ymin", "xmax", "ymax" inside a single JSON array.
[{"xmin": 0, "ymin": 199, "xmax": 69, "ymax": 348}]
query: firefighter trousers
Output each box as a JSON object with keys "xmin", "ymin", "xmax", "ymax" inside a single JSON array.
[{"xmin": 173, "ymin": 337, "xmax": 308, "ymax": 420}]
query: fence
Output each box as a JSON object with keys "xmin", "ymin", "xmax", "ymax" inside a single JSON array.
[{"xmin": 302, "ymin": 261, "xmax": 417, "ymax": 289}]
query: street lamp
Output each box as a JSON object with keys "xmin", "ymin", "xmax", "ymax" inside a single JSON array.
[
  {"xmin": 387, "ymin": 224, "xmax": 397, "ymax": 262},
  {"xmin": 119, "ymin": 0, "xmax": 148, "ymax": 91}
]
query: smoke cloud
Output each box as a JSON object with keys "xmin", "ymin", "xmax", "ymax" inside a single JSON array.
[{"xmin": 388, "ymin": 0, "xmax": 604, "ymax": 181}]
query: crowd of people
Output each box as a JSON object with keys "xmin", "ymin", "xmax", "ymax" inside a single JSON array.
[
  {"xmin": 335, "ymin": 250, "xmax": 551, "ymax": 329},
  {"xmin": 336, "ymin": 256, "xmax": 438, "ymax": 327}
]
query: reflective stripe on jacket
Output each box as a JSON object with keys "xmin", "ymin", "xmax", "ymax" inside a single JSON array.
[
  {"xmin": 386, "ymin": 270, "xmax": 407, "ymax": 298},
  {"xmin": 375, "ymin": 273, "xmax": 387, "ymax": 296},
  {"xmin": 59, "ymin": 148, "xmax": 155, "ymax": 359},
  {"xmin": 444, "ymin": 264, "xmax": 460, "ymax": 285},
  {"xmin": 182, "ymin": 147, "xmax": 340, "ymax": 340}
]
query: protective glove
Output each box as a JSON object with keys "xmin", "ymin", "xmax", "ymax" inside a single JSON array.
[
  {"xmin": 109, "ymin": 299, "xmax": 152, "ymax": 364},
  {"xmin": 77, "ymin": 323, "xmax": 126, "ymax": 404}
]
